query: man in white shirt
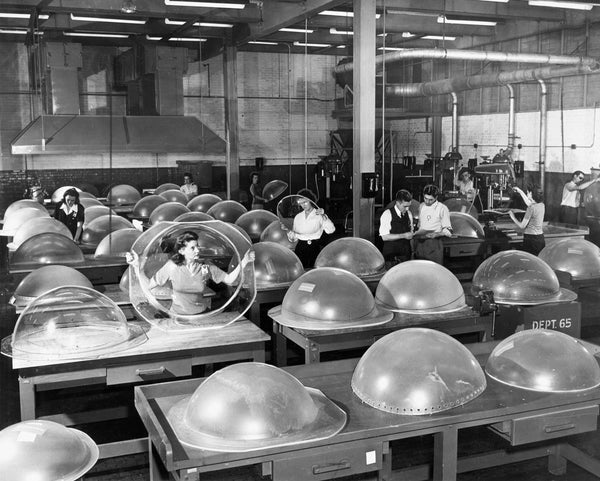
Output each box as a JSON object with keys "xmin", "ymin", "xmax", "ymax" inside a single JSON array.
[
  {"xmin": 415, "ymin": 184, "xmax": 452, "ymax": 265},
  {"xmin": 559, "ymin": 171, "xmax": 599, "ymax": 225},
  {"xmin": 180, "ymin": 173, "xmax": 198, "ymax": 199},
  {"xmin": 379, "ymin": 189, "xmax": 414, "ymax": 268}
]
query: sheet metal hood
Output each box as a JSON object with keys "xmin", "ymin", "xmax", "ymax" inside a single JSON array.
[{"xmin": 11, "ymin": 115, "xmax": 226, "ymax": 155}]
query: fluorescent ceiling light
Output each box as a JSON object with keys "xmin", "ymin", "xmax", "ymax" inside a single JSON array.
[
  {"xmin": 330, "ymin": 28, "xmax": 353, "ymax": 35},
  {"xmin": 0, "ymin": 12, "xmax": 49, "ymax": 19},
  {"xmin": 146, "ymin": 34, "xmax": 205, "ymax": 41},
  {"xmin": 64, "ymin": 32, "xmax": 129, "ymax": 38},
  {"xmin": 293, "ymin": 41, "xmax": 331, "ymax": 48},
  {"xmin": 402, "ymin": 32, "xmax": 415, "ymax": 38},
  {"xmin": 378, "ymin": 47, "xmax": 406, "ymax": 51},
  {"xmin": 164, "ymin": 18, "xmax": 233, "ymax": 27},
  {"xmin": 336, "ymin": 45, "xmax": 346, "ymax": 48},
  {"xmin": 0, "ymin": 29, "xmax": 43, "ymax": 34},
  {"xmin": 478, "ymin": 0, "xmax": 508, "ymax": 2},
  {"xmin": 423, "ymin": 35, "xmax": 456, "ymax": 40},
  {"xmin": 528, "ymin": 0, "xmax": 594, "ymax": 9},
  {"xmin": 164, "ymin": 0, "xmax": 245, "ymax": 8},
  {"xmin": 437, "ymin": 15, "xmax": 497, "ymax": 26},
  {"xmin": 249, "ymin": 40, "xmax": 278, "ymax": 45},
  {"xmin": 318, "ymin": 10, "xmax": 381, "ymax": 19},
  {"xmin": 279, "ymin": 27, "xmax": 313, "ymax": 33},
  {"xmin": 377, "ymin": 33, "xmax": 389, "ymax": 37},
  {"xmin": 70, "ymin": 13, "xmax": 146, "ymax": 24}
]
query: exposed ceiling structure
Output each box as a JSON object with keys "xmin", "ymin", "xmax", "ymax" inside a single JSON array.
[{"xmin": 0, "ymin": 0, "xmax": 598, "ymax": 59}]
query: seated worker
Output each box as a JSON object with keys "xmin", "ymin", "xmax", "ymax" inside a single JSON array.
[
  {"xmin": 53, "ymin": 188, "xmax": 84, "ymax": 243},
  {"xmin": 509, "ymin": 184, "xmax": 546, "ymax": 256},
  {"xmin": 454, "ymin": 168, "xmax": 476, "ymax": 200},
  {"xmin": 414, "ymin": 184, "xmax": 452, "ymax": 265},
  {"xmin": 180, "ymin": 173, "xmax": 198, "ymax": 199},
  {"xmin": 126, "ymin": 231, "xmax": 255, "ymax": 315},
  {"xmin": 285, "ymin": 188, "xmax": 335, "ymax": 268},
  {"xmin": 379, "ymin": 189, "xmax": 414, "ymax": 268}
]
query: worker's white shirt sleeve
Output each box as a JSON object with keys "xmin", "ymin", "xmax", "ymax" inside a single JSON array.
[
  {"xmin": 379, "ymin": 209, "xmax": 392, "ymax": 237},
  {"xmin": 440, "ymin": 203, "xmax": 452, "ymax": 231}
]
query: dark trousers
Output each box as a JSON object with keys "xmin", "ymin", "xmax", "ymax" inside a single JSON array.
[
  {"xmin": 295, "ymin": 239, "xmax": 322, "ymax": 268},
  {"xmin": 522, "ymin": 234, "xmax": 545, "ymax": 256},
  {"xmin": 559, "ymin": 205, "xmax": 579, "ymax": 225},
  {"xmin": 414, "ymin": 238, "xmax": 444, "ymax": 265}
]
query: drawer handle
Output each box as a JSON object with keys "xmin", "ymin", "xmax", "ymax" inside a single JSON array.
[
  {"xmin": 312, "ymin": 460, "xmax": 351, "ymax": 475},
  {"xmin": 135, "ymin": 366, "xmax": 166, "ymax": 376},
  {"xmin": 544, "ymin": 423, "xmax": 576, "ymax": 433}
]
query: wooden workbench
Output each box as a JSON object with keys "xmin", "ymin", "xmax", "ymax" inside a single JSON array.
[
  {"xmin": 11, "ymin": 317, "xmax": 269, "ymax": 459},
  {"xmin": 135, "ymin": 343, "xmax": 600, "ymax": 481},
  {"xmin": 272, "ymin": 306, "xmax": 493, "ymax": 366}
]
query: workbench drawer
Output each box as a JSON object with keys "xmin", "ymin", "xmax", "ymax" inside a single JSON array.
[
  {"xmin": 106, "ymin": 358, "xmax": 192, "ymax": 385},
  {"xmin": 489, "ymin": 405, "xmax": 599, "ymax": 446},
  {"xmin": 270, "ymin": 441, "xmax": 382, "ymax": 481}
]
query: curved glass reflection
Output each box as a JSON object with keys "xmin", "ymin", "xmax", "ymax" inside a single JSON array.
[
  {"xmin": 253, "ymin": 242, "xmax": 303, "ymax": 288},
  {"xmin": 10, "ymin": 217, "xmax": 72, "ymax": 250},
  {"xmin": 94, "ymin": 228, "xmax": 142, "ymax": 258},
  {"xmin": 1, "ymin": 207, "xmax": 49, "ymax": 236},
  {"xmin": 235, "ymin": 210, "xmax": 279, "ymax": 242},
  {"xmin": 539, "ymin": 238, "xmax": 600, "ymax": 281},
  {"xmin": 4, "ymin": 199, "xmax": 48, "ymax": 223},
  {"xmin": 1, "ymin": 286, "xmax": 147, "ymax": 361},
  {"xmin": 352, "ymin": 328, "xmax": 486, "ymax": 415},
  {"xmin": 583, "ymin": 181, "xmax": 600, "ymax": 218},
  {"xmin": 315, "ymin": 237, "xmax": 385, "ymax": 278},
  {"xmin": 132, "ymin": 195, "xmax": 167, "ymax": 218},
  {"xmin": 187, "ymin": 193, "xmax": 221, "ymax": 213},
  {"xmin": 11, "ymin": 265, "xmax": 93, "ymax": 308},
  {"xmin": 149, "ymin": 202, "xmax": 190, "ymax": 225},
  {"xmin": 471, "ymin": 250, "xmax": 577, "ymax": 305},
  {"xmin": 79, "ymin": 197, "xmax": 104, "ymax": 209},
  {"xmin": 128, "ymin": 221, "xmax": 255, "ymax": 331},
  {"xmin": 444, "ymin": 198, "xmax": 479, "ymax": 217},
  {"xmin": 263, "ymin": 180, "xmax": 288, "ymax": 201},
  {"xmin": 167, "ymin": 362, "xmax": 346, "ymax": 452},
  {"xmin": 174, "ymin": 211, "xmax": 213, "ymax": 222},
  {"xmin": 207, "ymin": 200, "xmax": 247, "ymax": 223},
  {"xmin": 11, "ymin": 233, "xmax": 85, "ymax": 266},
  {"xmin": 486, "ymin": 330, "xmax": 600, "ymax": 392},
  {"xmin": 375, "ymin": 260, "xmax": 466, "ymax": 313},
  {"xmin": 159, "ymin": 189, "xmax": 188, "ymax": 204},
  {"xmin": 260, "ymin": 220, "xmax": 297, "ymax": 250},
  {"xmin": 81, "ymin": 214, "xmax": 133, "ymax": 247},
  {"xmin": 155, "ymin": 183, "xmax": 181, "ymax": 195},
  {"xmin": 84, "ymin": 205, "xmax": 115, "ymax": 228},
  {"xmin": 450, "ymin": 212, "xmax": 484, "ymax": 239},
  {"xmin": 106, "ymin": 184, "xmax": 141, "ymax": 206},
  {"xmin": 0, "ymin": 420, "xmax": 98, "ymax": 481},
  {"xmin": 269, "ymin": 267, "xmax": 392, "ymax": 330}
]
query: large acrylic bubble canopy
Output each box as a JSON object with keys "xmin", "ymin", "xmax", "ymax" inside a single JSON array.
[
  {"xmin": 167, "ymin": 362, "xmax": 346, "ymax": 452},
  {"xmin": 0, "ymin": 420, "xmax": 99, "ymax": 481},
  {"xmin": 84, "ymin": 205, "xmax": 115, "ymax": 227},
  {"xmin": 187, "ymin": 193, "xmax": 221, "ymax": 212},
  {"xmin": 3, "ymin": 199, "xmax": 48, "ymax": 222},
  {"xmin": 106, "ymin": 184, "xmax": 141, "ymax": 206},
  {"xmin": 10, "ymin": 217, "xmax": 72, "ymax": 250},
  {"xmin": 1, "ymin": 207, "xmax": 49, "ymax": 235},
  {"xmin": 352, "ymin": 328, "xmax": 486, "ymax": 415},
  {"xmin": 486, "ymin": 330, "xmax": 600, "ymax": 392},
  {"xmin": 263, "ymin": 179, "xmax": 288, "ymax": 201},
  {"xmin": 252, "ymin": 242, "xmax": 303, "ymax": 288},
  {"xmin": 471, "ymin": 250, "xmax": 577, "ymax": 305},
  {"xmin": 2, "ymin": 286, "xmax": 147, "ymax": 361},
  {"xmin": 260, "ymin": 220, "xmax": 297, "ymax": 249},
  {"xmin": 277, "ymin": 195, "xmax": 319, "ymax": 231},
  {"xmin": 160, "ymin": 189, "xmax": 188, "ymax": 204},
  {"xmin": 79, "ymin": 197, "xmax": 104, "ymax": 209},
  {"xmin": 450, "ymin": 211, "xmax": 484, "ymax": 239},
  {"xmin": 81, "ymin": 214, "xmax": 133, "ymax": 246},
  {"xmin": 207, "ymin": 200, "xmax": 247, "ymax": 223},
  {"xmin": 539, "ymin": 238, "xmax": 600, "ymax": 281},
  {"xmin": 174, "ymin": 211, "xmax": 213, "ymax": 222},
  {"xmin": 235, "ymin": 210, "xmax": 279, "ymax": 242},
  {"xmin": 94, "ymin": 228, "xmax": 142, "ymax": 258},
  {"xmin": 444, "ymin": 198, "xmax": 479, "ymax": 217},
  {"xmin": 583, "ymin": 181, "xmax": 600, "ymax": 218},
  {"xmin": 11, "ymin": 233, "xmax": 85, "ymax": 266},
  {"xmin": 315, "ymin": 237, "xmax": 385, "ymax": 277},
  {"xmin": 149, "ymin": 201, "xmax": 190, "ymax": 224},
  {"xmin": 155, "ymin": 182, "xmax": 181, "ymax": 195},
  {"xmin": 11, "ymin": 265, "xmax": 93, "ymax": 307},
  {"xmin": 132, "ymin": 195, "xmax": 167, "ymax": 218},
  {"xmin": 375, "ymin": 260, "xmax": 466, "ymax": 313},
  {"xmin": 269, "ymin": 267, "xmax": 392, "ymax": 330}
]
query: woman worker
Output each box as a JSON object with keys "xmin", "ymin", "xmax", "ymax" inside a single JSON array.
[
  {"xmin": 454, "ymin": 168, "xmax": 476, "ymax": 200},
  {"xmin": 285, "ymin": 189, "xmax": 335, "ymax": 268},
  {"xmin": 53, "ymin": 188, "xmax": 84, "ymax": 243},
  {"xmin": 508, "ymin": 184, "xmax": 545, "ymax": 255},
  {"xmin": 249, "ymin": 171, "xmax": 267, "ymax": 210},
  {"xmin": 126, "ymin": 231, "xmax": 255, "ymax": 315}
]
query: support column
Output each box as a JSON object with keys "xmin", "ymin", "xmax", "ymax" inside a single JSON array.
[
  {"xmin": 352, "ymin": 0, "xmax": 376, "ymax": 239},
  {"xmin": 223, "ymin": 43, "xmax": 240, "ymax": 201}
]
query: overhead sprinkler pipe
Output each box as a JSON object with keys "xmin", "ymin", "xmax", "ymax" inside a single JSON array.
[
  {"xmin": 506, "ymin": 84, "xmax": 515, "ymax": 156},
  {"xmin": 539, "ymin": 79, "xmax": 547, "ymax": 197},
  {"xmin": 451, "ymin": 92, "xmax": 458, "ymax": 152}
]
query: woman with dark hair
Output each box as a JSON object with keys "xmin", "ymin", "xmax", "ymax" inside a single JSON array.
[
  {"xmin": 379, "ymin": 189, "xmax": 414, "ymax": 268},
  {"xmin": 53, "ymin": 187, "xmax": 84, "ymax": 243},
  {"xmin": 249, "ymin": 171, "xmax": 266, "ymax": 210},
  {"xmin": 126, "ymin": 231, "xmax": 254, "ymax": 315},
  {"xmin": 180, "ymin": 173, "xmax": 198, "ymax": 199},
  {"xmin": 509, "ymin": 184, "xmax": 545, "ymax": 255},
  {"xmin": 285, "ymin": 188, "xmax": 335, "ymax": 268},
  {"xmin": 454, "ymin": 168, "xmax": 476, "ymax": 200}
]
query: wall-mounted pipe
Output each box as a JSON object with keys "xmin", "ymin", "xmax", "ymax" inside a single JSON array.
[
  {"xmin": 334, "ymin": 48, "xmax": 598, "ymax": 76},
  {"xmin": 451, "ymin": 92, "xmax": 458, "ymax": 151},
  {"xmin": 538, "ymin": 79, "xmax": 548, "ymax": 195},
  {"xmin": 506, "ymin": 84, "xmax": 515, "ymax": 156}
]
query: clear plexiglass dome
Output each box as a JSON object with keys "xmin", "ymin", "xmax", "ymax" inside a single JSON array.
[
  {"xmin": 235, "ymin": 210, "xmax": 279, "ymax": 242},
  {"xmin": 539, "ymin": 238, "xmax": 600, "ymax": 281},
  {"xmin": 252, "ymin": 241, "xmax": 303, "ymax": 288},
  {"xmin": 2, "ymin": 286, "xmax": 147, "ymax": 361},
  {"xmin": 315, "ymin": 237, "xmax": 385, "ymax": 278},
  {"xmin": 128, "ymin": 221, "xmax": 255, "ymax": 331}
]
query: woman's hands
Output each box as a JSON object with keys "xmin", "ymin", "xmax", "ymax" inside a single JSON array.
[
  {"xmin": 240, "ymin": 249, "xmax": 255, "ymax": 268},
  {"xmin": 125, "ymin": 250, "xmax": 140, "ymax": 267}
]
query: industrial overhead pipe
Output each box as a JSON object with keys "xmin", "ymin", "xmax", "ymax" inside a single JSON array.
[
  {"xmin": 507, "ymin": 84, "xmax": 516, "ymax": 156},
  {"xmin": 538, "ymin": 79, "xmax": 548, "ymax": 196},
  {"xmin": 451, "ymin": 92, "xmax": 458, "ymax": 151}
]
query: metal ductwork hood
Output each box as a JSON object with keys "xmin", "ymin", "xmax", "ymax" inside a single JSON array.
[{"xmin": 11, "ymin": 115, "xmax": 226, "ymax": 155}]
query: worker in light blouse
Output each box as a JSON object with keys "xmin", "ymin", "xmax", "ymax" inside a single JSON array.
[
  {"xmin": 559, "ymin": 171, "xmax": 600, "ymax": 225},
  {"xmin": 126, "ymin": 230, "xmax": 254, "ymax": 315},
  {"xmin": 53, "ymin": 188, "xmax": 84, "ymax": 243},
  {"xmin": 285, "ymin": 189, "xmax": 335, "ymax": 268},
  {"xmin": 414, "ymin": 184, "xmax": 452, "ymax": 265},
  {"xmin": 509, "ymin": 184, "xmax": 545, "ymax": 256},
  {"xmin": 180, "ymin": 173, "xmax": 198, "ymax": 199}
]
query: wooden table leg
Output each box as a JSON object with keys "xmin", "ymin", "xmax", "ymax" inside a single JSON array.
[
  {"xmin": 273, "ymin": 321, "xmax": 287, "ymax": 367},
  {"xmin": 433, "ymin": 426, "xmax": 458, "ymax": 481},
  {"xmin": 18, "ymin": 376, "xmax": 36, "ymax": 420}
]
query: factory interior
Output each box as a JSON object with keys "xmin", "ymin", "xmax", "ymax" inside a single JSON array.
[{"xmin": 8, "ymin": 0, "xmax": 600, "ymax": 480}]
